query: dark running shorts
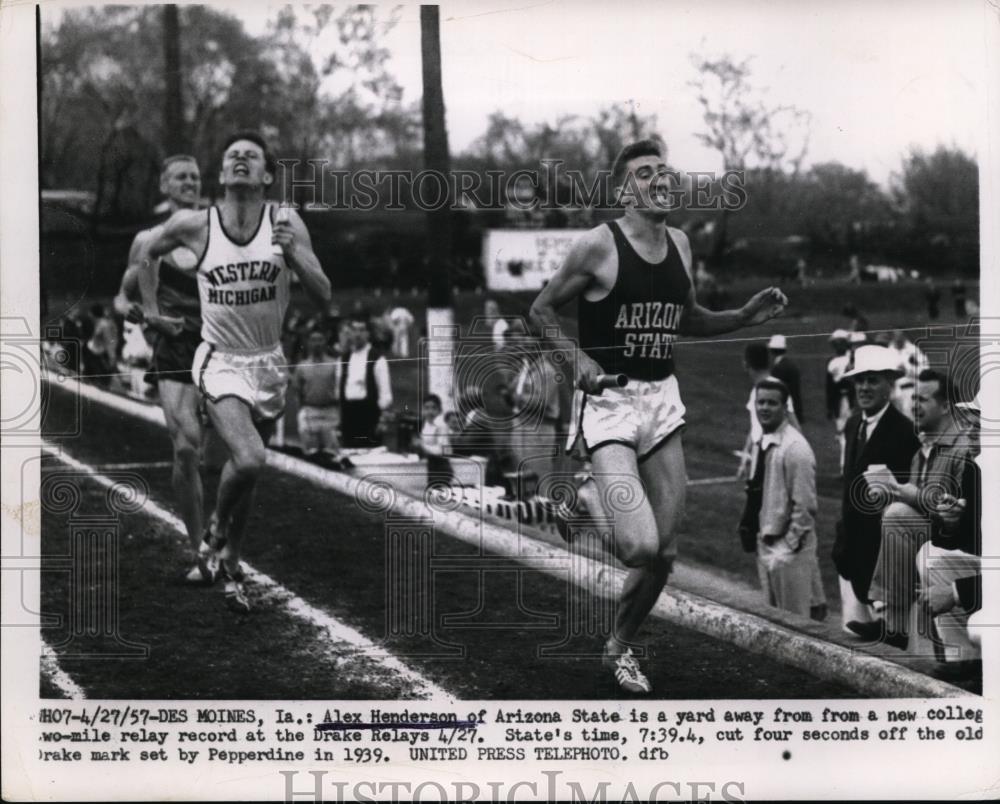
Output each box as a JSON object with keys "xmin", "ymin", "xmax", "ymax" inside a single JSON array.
[{"xmin": 152, "ymin": 329, "xmax": 202, "ymax": 385}]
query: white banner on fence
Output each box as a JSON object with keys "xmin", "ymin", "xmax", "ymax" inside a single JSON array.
[{"xmin": 482, "ymin": 229, "xmax": 586, "ymax": 291}]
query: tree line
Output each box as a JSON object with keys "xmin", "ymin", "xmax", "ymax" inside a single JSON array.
[{"xmin": 40, "ymin": 5, "xmax": 978, "ymax": 277}]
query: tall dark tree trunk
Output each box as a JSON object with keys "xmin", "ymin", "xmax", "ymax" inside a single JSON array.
[
  {"xmin": 163, "ymin": 5, "xmax": 184, "ymax": 154},
  {"xmin": 420, "ymin": 5, "xmax": 455, "ymax": 406}
]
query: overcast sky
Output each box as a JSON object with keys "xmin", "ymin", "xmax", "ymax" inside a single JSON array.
[
  {"xmin": 78, "ymin": 0, "xmax": 989, "ymax": 186},
  {"xmin": 393, "ymin": 0, "xmax": 985, "ymax": 186}
]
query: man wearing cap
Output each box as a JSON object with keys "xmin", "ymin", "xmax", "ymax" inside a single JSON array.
[
  {"xmin": 768, "ymin": 334, "xmax": 804, "ymax": 423},
  {"xmin": 832, "ymin": 345, "xmax": 920, "ymax": 633},
  {"xmin": 849, "ymin": 369, "xmax": 977, "ymax": 649},
  {"xmin": 825, "ymin": 330, "xmax": 855, "ymax": 475}
]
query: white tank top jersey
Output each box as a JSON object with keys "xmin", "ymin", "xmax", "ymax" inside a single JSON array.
[{"xmin": 197, "ymin": 203, "xmax": 290, "ymax": 351}]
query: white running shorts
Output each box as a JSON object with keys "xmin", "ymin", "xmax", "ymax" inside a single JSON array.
[
  {"xmin": 567, "ymin": 374, "xmax": 686, "ymax": 461},
  {"xmin": 192, "ymin": 342, "xmax": 288, "ymax": 422}
]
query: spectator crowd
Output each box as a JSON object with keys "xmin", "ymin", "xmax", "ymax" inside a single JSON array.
[{"xmin": 735, "ymin": 326, "xmax": 982, "ymax": 679}]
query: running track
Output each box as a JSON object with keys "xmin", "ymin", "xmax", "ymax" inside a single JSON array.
[{"xmin": 39, "ymin": 378, "xmax": 859, "ymax": 699}]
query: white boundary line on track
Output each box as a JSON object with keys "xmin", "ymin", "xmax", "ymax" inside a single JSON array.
[
  {"xmin": 40, "ymin": 438, "xmax": 455, "ymax": 703},
  {"xmin": 40, "ymin": 642, "xmax": 86, "ymax": 700},
  {"xmin": 686, "ymin": 475, "xmax": 740, "ymax": 487},
  {"xmin": 91, "ymin": 461, "xmax": 174, "ymax": 471},
  {"xmin": 46, "ymin": 373, "xmax": 968, "ymax": 698}
]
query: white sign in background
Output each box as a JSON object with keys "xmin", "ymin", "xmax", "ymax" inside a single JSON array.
[{"xmin": 482, "ymin": 229, "xmax": 586, "ymax": 292}]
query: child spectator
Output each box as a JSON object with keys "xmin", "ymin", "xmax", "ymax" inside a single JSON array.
[{"xmin": 412, "ymin": 394, "xmax": 453, "ymax": 484}]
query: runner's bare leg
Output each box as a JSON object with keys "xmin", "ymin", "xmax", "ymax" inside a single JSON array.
[
  {"xmin": 205, "ymin": 397, "xmax": 268, "ymax": 571},
  {"xmin": 625, "ymin": 431, "xmax": 686, "ymax": 641},
  {"xmin": 158, "ymin": 379, "xmax": 205, "ymax": 552},
  {"xmin": 220, "ymin": 418, "xmax": 275, "ymax": 567},
  {"xmin": 589, "ymin": 443, "xmax": 658, "ymax": 651}
]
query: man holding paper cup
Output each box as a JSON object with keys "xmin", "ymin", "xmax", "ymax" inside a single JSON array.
[
  {"xmin": 832, "ymin": 345, "xmax": 920, "ymax": 634},
  {"xmin": 848, "ymin": 369, "xmax": 977, "ymax": 649}
]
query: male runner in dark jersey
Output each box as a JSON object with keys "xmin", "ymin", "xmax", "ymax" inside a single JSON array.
[
  {"xmin": 530, "ymin": 139, "xmax": 788, "ymax": 693},
  {"xmin": 119, "ymin": 155, "xmax": 206, "ymax": 561},
  {"xmin": 138, "ymin": 132, "xmax": 330, "ymax": 612}
]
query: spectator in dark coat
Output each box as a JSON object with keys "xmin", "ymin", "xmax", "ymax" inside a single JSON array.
[
  {"xmin": 768, "ymin": 334, "xmax": 804, "ymax": 422},
  {"xmin": 832, "ymin": 346, "xmax": 920, "ymax": 633},
  {"xmin": 339, "ymin": 313, "xmax": 393, "ymax": 448}
]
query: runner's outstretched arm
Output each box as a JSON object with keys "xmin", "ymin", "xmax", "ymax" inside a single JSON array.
[
  {"xmin": 671, "ymin": 229, "xmax": 788, "ymax": 336},
  {"xmin": 136, "ymin": 210, "xmax": 203, "ymax": 336}
]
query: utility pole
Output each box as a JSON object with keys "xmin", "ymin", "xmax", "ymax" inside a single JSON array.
[
  {"xmin": 420, "ymin": 5, "xmax": 455, "ymax": 408},
  {"xmin": 162, "ymin": 5, "xmax": 184, "ymax": 154}
]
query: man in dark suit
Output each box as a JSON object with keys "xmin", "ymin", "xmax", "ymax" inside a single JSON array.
[
  {"xmin": 832, "ymin": 345, "xmax": 920, "ymax": 634},
  {"xmin": 768, "ymin": 334, "xmax": 804, "ymax": 422}
]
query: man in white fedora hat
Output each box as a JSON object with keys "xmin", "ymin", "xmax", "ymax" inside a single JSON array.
[{"xmin": 832, "ymin": 345, "xmax": 920, "ymax": 635}]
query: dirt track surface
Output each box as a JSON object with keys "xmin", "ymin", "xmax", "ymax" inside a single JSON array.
[{"xmin": 38, "ymin": 384, "xmax": 861, "ymax": 700}]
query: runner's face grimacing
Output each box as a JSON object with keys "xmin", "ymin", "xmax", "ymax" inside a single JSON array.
[
  {"xmin": 161, "ymin": 160, "xmax": 201, "ymax": 207},
  {"xmin": 220, "ymin": 139, "xmax": 272, "ymax": 189},
  {"xmin": 621, "ymin": 154, "xmax": 672, "ymax": 218}
]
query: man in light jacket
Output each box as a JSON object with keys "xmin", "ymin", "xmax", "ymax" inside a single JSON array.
[{"xmin": 741, "ymin": 377, "xmax": 822, "ymax": 617}]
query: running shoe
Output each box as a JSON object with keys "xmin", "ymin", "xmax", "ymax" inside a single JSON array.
[
  {"xmin": 222, "ymin": 566, "xmax": 251, "ymax": 614},
  {"xmin": 603, "ymin": 647, "xmax": 652, "ymax": 695},
  {"xmin": 184, "ymin": 533, "xmax": 222, "ymax": 585}
]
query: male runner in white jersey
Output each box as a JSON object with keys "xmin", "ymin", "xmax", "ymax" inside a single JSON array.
[
  {"xmin": 138, "ymin": 131, "xmax": 331, "ymax": 612},
  {"xmin": 118, "ymin": 155, "xmax": 206, "ymax": 556},
  {"xmin": 530, "ymin": 139, "xmax": 787, "ymax": 693}
]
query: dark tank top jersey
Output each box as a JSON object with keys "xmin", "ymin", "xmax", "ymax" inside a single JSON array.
[
  {"xmin": 143, "ymin": 211, "xmax": 202, "ymax": 334},
  {"xmin": 158, "ymin": 250, "xmax": 202, "ymax": 334},
  {"xmin": 578, "ymin": 221, "xmax": 691, "ymax": 382}
]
